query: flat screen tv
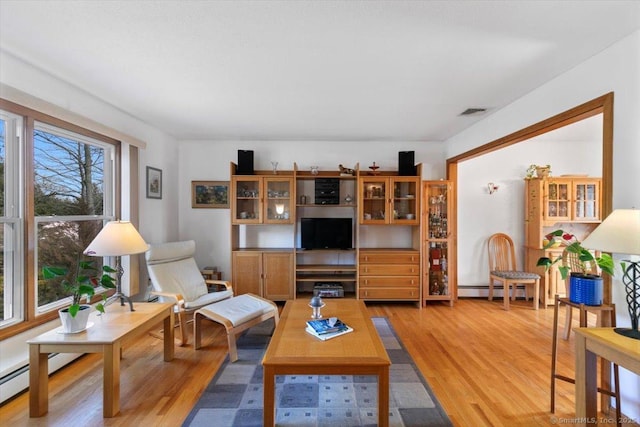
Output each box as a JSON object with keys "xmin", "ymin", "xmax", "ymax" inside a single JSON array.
[{"xmin": 301, "ymin": 218, "xmax": 353, "ymax": 250}]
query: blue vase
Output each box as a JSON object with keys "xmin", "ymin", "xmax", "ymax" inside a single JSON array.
[{"xmin": 569, "ymin": 273, "xmax": 603, "ymax": 306}]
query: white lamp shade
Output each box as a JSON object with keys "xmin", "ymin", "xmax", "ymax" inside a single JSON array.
[
  {"xmin": 84, "ymin": 220, "xmax": 149, "ymax": 257},
  {"xmin": 581, "ymin": 209, "xmax": 640, "ymax": 255}
]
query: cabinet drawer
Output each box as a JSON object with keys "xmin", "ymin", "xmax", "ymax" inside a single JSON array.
[
  {"xmin": 359, "ymin": 276, "xmax": 419, "ymax": 288},
  {"xmin": 359, "ymin": 287, "xmax": 420, "ymax": 300},
  {"xmin": 359, "ymin": 251, "xmax": 419, "ymax": 264},
  {"xmin": 360, "ymin": 264, "xmax": 419, "ymax": 276}
]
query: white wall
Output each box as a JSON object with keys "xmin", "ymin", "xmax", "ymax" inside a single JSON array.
[
  {"xmin": 457, "ymin": 118, "xmax": 602, "ymax": 293},
  {"xmin": 446, "ymin": 30, "xmax": 640, "ymax": 420},
  {"xmin": 177, "ymin": 140, "xmax": 445, "ymax": 277}
]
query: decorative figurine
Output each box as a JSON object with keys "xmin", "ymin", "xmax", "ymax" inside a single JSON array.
[
  {"xmin": 369, "ymin": 162, "xmax": 380, "ymax": 175},
  {"xmin": 309, "ymin": 295, "xmax": 325, "ymax": 319},
  {"xmin": 310, "ymin": 166, "xmax": 319, "ymax": 175},
  {"xmin": 339, "ymin": 164, "xmax": 355, "ymax": 176}
]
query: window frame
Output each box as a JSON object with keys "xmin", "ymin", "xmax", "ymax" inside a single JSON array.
[{"xmin": 0, "ymin": 98, "xmax": 121, "ymax": 340}]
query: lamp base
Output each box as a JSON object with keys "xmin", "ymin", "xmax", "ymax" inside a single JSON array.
[
  {"xmin": 106, "ymin": 291, "xmax": 135, "ymax": 312},
  {"xmin": 614, "ymin": 327, "xmax": 640, "ymax": 340}
]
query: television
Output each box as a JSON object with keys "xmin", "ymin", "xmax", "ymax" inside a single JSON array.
[{"xmin": 301, "ymin": 218, "xmax": 353, "ymax": 250}]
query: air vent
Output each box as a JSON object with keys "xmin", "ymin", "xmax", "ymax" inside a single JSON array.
[{"xmin": 459, "ymin": 108, "xmax": 487, "ymax": 116}]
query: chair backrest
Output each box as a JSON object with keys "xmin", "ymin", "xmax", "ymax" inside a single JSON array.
[
  {"xmin": 145, "ymin": 240, "xmax": 209, "ymax": 302},
  {"xmin": 562, "ymin": 248, "xmax": 599, "ymax": 275},
  {"xmin": 488, "ymin": 233, "xmax": 517, "ymax": 272}
]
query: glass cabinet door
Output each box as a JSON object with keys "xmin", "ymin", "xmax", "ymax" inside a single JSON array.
[
  {"xmin": 391, "ymin": 177, "xmax": 419, "ymax": 224},
  {"xmin": 423, "ymin": 180, "xmax": 453, "ymax": 300},
  {"xmin": 264, "ymin": 177, "xmax": 293, "ymax": 224},
  {"xmin": 427, "ymin": 242, "xmax": 449, "ymax": 296},
  {"xmin": 232, "ymin": 177, "xmax": 262, "ymax": 224},
  {"xmin": 360, "ymin": 177, "xmax": 388, "ymax": 224},
  {"xmin": 545, "ymin": 181, "xmax": 570, "ymax": 221},
  {"xmin": 572, "ymin": 180, "xmax": 599, "ymax": 221}
]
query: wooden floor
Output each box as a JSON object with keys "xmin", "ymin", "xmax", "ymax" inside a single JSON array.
[{"xmin": 0, "ymin": 298, "xmax": 636, "ymax": 426}]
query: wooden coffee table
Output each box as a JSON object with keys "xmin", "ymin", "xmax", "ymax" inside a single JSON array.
[
  {"xmin": 262, "ymin": 299, "xmax": 390, "ymax": 426},
  {"xmin": 28, "ymin": 302, "xmax": 174, "ymax": 418}
]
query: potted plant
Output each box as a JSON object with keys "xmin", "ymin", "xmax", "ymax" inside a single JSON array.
[
  {"xmin": 43, "ymin": 258, "xmax": 117, "ymax": 333},
  {"xmin": 536, "ymin": 230, "xmax": 615, "ymax": 305}
]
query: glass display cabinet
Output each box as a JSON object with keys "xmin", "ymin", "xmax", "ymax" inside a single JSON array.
[{"xmin": 423, "ymin": 180, "xmax": 455, "ymax": 306}]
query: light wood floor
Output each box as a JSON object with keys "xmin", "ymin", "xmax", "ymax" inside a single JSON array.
[{"xmin": 0, "ymin": 298, "xmax": 637, "ymax": 426}]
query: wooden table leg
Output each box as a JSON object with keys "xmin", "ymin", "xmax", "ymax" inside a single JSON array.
[
  {"xmin": 263, "ymin": 366, "xmax": 275, "ymax": 426},
  {"xmin": 378, "ymin": 366, "xmax": 389, "ymax": 427},
  {"xmin": 29, "ymin": 344, "xmax": 48, "ymax": 417},
  {"xmin": 103, "ymin": 342, "xmax": 121, "ymax": 417},
  {"xmin": 575, "ymin": 333, "xmax": 597, "ymax": 426},
  {"xmin": 164, "ymin": 310, "xmax": 175, "ymax": 361}
]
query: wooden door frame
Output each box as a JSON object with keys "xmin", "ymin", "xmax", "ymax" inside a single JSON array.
[{"xmin": 446, "ymin": 92, "xmax": 614, "ymax": 303}]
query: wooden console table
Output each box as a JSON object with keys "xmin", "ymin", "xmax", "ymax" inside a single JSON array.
[
  {"xmin": 575, "ymin": 327, "xmax": 640, "ymax": 426},
  {"xmin": 28, "ymin": 302, "xmax": 174, "ymax": 418}
]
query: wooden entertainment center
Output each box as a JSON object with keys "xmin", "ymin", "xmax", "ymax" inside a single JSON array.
[{"xmin": 229, "ymin": 162, "xmax": 456, "ymax": 306}]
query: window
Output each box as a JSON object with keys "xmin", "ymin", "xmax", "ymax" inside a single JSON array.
[
  {"xmin": 0, "ymin": 100, "xmax": 119, "ymax": 336},
  {"xmin": 0, "ymin": 111, "xmax": 24, "ymax": 327},
  {"xmin": 34, "ymin": 123, "xmax": 115, "ymax": 313}
]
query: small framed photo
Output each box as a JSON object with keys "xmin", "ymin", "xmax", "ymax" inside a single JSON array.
[
  {"xmin": 146, "ymin": 166, "xmax": 162, "ymax": 199},
  {"xmin": 192, "ymin": 181, "xmax": 229, "ymax": 208}
]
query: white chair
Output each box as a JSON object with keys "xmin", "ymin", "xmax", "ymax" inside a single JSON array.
[
  {"xmin": 146, "ymin": 240, "xmax": 234, "ymax": 345},
  {"xmin": 146, "ymin": 240, "xmax": 279, "ymax": 362}
]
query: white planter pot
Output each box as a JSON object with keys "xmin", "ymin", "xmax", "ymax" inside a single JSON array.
[{"xmin": 58, "ymin": 304, "xmax": 92, "ymax": 333}]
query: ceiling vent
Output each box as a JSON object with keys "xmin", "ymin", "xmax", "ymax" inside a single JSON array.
[{"xmin": 459, "ymin": 108, "xmax": 488, "ymax": 116}]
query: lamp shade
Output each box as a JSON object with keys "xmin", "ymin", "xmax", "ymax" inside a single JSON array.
[
  {"xmin": 84, "ymin": 220, "xmax": 149, "ymax": 257},
  {"xmin": 581, "ymin": 209, "xmax": 640, "ymax": 256}
]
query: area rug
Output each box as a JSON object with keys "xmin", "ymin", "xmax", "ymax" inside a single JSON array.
[{"xmin": 182, "ymin": 317, "xmax": 452, "ymax": 427}]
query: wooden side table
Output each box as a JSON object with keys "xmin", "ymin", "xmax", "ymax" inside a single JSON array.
[
  {"xmin": 201, "ymin": 268, "xmax": 222, "ymax": 281},
  {"xmin": 550, "ymin": 296, "xmax": 621, "ymax": 425}
]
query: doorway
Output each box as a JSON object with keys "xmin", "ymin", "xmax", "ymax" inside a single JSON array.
[{"xmin": 447, "ymin": 92, "xmax": 614, "ymax": 302}]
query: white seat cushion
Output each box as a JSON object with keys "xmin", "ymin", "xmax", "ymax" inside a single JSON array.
[
  {"xmin": 198, "ymin": 294, "xmax": 276, "ymax": 326},
  {"xmin": 183, "ymin": 289, "xmax": 233, "ymax": 309}
]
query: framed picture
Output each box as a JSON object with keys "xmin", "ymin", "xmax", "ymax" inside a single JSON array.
[
  {"xmin": 192, "ymin": 181, "xmax": 229, "ymax": 208},
  {"xmin": 146, "ymin": 166, "xmax": 162, "ymax": 199}
]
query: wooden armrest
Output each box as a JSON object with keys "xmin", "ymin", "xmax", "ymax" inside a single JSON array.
[
  {"xmin": 205, "ymin": 280, "xmax": 233, "ymax": 295},
  {"xmin": 150, "ymin": 291, "xmax": 185, "ymax": 306}
]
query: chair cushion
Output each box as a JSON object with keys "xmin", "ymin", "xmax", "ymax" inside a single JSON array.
[
  {"xmin": 184, "ymin": 289, "xmax": 233, "ymax": 309},
  {"xmin": 198, "ymin": 294, "xmax": 276, "ymax": 327},
  {"xmin": 491, "ymin": 270, "xmax": 540, "ymax": 280}
]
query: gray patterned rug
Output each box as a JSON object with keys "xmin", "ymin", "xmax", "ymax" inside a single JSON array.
[{"xmin": 182, "ymin": 317, "xmax": 452, "ymax": 426}]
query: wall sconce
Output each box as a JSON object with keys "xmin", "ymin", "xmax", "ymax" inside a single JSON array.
[{"xmin": 487, "ymin": 182, "xmax": 499, "ymax": 195}]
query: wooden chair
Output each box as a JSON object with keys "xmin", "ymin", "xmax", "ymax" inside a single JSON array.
[
  {"xmin": 487, "ymin": 233, "xmax": 540, "ymax": 310},
  {"xmin": 146, "ymin": 240, "xmax": 234, "ymax": 345}
]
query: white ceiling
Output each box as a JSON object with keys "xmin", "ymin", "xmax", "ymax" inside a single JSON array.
[{"xmin": 0, "ymin": 1, "xmax": 638, "ymax": 142}]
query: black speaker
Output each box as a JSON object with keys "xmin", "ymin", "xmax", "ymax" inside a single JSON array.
[
  {"xmin": 398, "ymin": 151, "xmax": 416, "ymax": 176},
  {"xmin": 237, "ymin": 150, "xmax": 254, "ymax": 175}
]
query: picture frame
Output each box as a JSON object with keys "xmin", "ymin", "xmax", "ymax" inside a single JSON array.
[
  {"xmin": 146, "ymin": 166, "xmax": 162, "ymax": 199},
  {"xmin": 192, "ymin": 181, "xmax": 229, "ymax": 208}
]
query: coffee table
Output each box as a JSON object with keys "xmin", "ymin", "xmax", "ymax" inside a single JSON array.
[
  {"xmin": 28, "ymin": 302, "xmax": 174, "ymax": 418},
  {"xmin": 262, "ymin": 299, "xmax": 391, "ymax": 426}
]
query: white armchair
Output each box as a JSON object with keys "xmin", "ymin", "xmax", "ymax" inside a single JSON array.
[{"xmin": 146, "ymin": 240, "xmax": 233, "ymax": 345}]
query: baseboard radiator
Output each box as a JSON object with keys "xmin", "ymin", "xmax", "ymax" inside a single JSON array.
[{"xmin": 0, "ymin": 352, "xmax": 82, "ymax": 404}]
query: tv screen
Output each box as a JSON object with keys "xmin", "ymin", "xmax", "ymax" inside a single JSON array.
[{"xmin": 301, "ymin": 218, "xmax": 353, "ymax": 250}]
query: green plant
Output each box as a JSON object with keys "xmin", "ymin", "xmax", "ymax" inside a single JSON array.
[
  {"xmin": 536, "ymin": 229, "xmax": 615, "ymax": 279},
  {"xmin": 42, "ymin": 258, "xmax": 117, "ymax": 317}
]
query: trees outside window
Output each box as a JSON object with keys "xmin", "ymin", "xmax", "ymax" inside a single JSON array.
[{"xmin": 0, "ymin": 104, "xmax": 117, "ymax": 331}]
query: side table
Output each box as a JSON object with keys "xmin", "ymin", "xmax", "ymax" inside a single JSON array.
[{"xmin": 550, "ymin": 295, "xmax": 621, "ymax": 425}]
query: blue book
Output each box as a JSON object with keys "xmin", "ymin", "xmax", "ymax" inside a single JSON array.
[{"xmin": 306, "ymin": 317, "xmax": 348, "ymax": 335}]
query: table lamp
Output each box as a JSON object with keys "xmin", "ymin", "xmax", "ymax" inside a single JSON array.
[
  {"xmin": 84, "ymin": 220, "xmax": 149, "ymax": 311},
  {"xmin": 582, "ymin": 209, "xmax": 640, "ymax": 339}
]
